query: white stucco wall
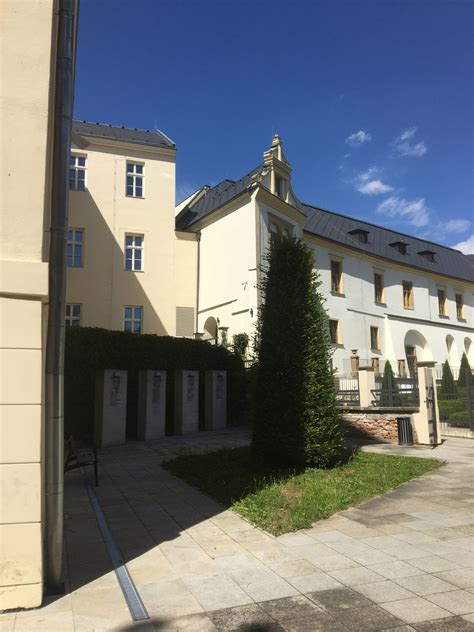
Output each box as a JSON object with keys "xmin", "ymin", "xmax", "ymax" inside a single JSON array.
[
  {"xmin": 306, "ymin": 237, "xmax": 473, "ymax": 375},
  {"xmin": 196, "ymin": 193, "xmax": 259, "ymax": 343}
]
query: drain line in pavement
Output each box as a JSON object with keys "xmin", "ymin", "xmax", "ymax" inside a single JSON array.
[{"xmin": 85, "ymin": 482, "xmax": 149, "ymax": 621}]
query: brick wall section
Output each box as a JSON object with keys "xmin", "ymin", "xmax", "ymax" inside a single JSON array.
[{"xmin": 342, "ymin": 410, "xmax": 415, "ymax": 443}]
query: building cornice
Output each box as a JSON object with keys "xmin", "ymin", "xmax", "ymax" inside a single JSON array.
[{"xmin": 304, "ymin": 231, "xmax": 474, "ymax": 289}]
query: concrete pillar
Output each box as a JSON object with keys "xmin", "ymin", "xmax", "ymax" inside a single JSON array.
[
  {"xmin": 93, "ymin": 370, "xmax": 127, "ymax": 447},
  {"xmin": 205, "ymin": 370, "xmax": 227, "ymax": 430},
  {"xmin": 137, "ymin": 370, "xmax": 166, "ymax": 441},
  {"xmin": 174, "ymin": 370, "xmax": 199, "ymax": 435},
  {"xmin": 358, "ymin": 367, "xmax": 376, "ymax": 408},
  {"xmin": 412, "ymin": 362, "xmax": 441, "ymax": 445}
]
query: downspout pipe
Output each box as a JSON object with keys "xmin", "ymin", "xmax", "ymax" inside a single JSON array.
[{"xmin": 44, "ymin": 0, "xmax": 77, "ymax": 592}]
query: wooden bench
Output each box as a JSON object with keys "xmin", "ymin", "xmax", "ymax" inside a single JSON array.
[{"xmin": 64, "ymin": 437, "xmax": 99, "ymax": 486}]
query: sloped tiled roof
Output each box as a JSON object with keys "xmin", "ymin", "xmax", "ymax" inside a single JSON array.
[
  {"xmin": 176, "ymin": 164, "xmax": 473, "ymax": 283},
  {"xmin": 72, "ymin": 120, "xmax": 175, "ymax": 149},
  {"xmin": 175, "ymin": 166, "xmax": 262, "ymax": 230}
]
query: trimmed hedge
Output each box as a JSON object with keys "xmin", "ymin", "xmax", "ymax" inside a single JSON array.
[
  {"xmin": 252, "ymin": 236, "xmax": 343, "ymax": 469},
  {"xmin": 65, "ymin": 327, "xmax": 246, "ymax": 441}
]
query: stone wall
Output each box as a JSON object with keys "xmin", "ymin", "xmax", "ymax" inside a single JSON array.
[{"xmin": 342, "ymin": 409, "xmax": 416, "ymax": 443}]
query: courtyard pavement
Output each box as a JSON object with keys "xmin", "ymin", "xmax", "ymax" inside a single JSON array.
[{"xmin": 2, "ymin": 429, "xmax": 473, "ymax": 631}]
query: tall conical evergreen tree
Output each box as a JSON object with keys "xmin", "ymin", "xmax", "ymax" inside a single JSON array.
[
  {"xmin": 440, "ymin": 360, "xmax": 457, "ymax": 394},
  {"xmin": 252, "ymin": 235, "xmax": 343, "ymax": 468},
  {"xmin": 457, "ymin": 352, "xmax": 471, "ymax": 388},
  {"xmin": 380, "ymin": 360, "xmax": 399, "ymax": 406}
]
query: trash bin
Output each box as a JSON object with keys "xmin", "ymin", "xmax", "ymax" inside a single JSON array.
[{"xmin": 397, "ymin": 416, "xmax": 413, "ymax": 446}]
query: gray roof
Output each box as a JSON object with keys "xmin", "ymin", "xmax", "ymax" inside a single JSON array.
[
  {"xmin": 302, "ymin": 204, "xmax": 473, "ymax": 284},
  {"xmin": 72, "ymin": 120, "xmax": 175, "ymax": 149},
  {"xmin": 175, "ymin": 166, "xmax": 261, "ymax": 230},
  {"xmin": 176, "ymin": 165, "xmax": 472, "ymax": 284}
]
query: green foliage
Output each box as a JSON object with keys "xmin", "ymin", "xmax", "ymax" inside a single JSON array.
[
  {"xmin": 379, "ymin": 360, "xmax": 400, "ymax": 406},
  {"xmin": 252, "ymin": 236, "xmax": 343, "ymax": 469},
  {"xmin": 457, "ymin": 352, "xmax": 472, "ymax": 388},
  {"xmin": 164, "ymin": 446, "xmax": 443, "ymax": 535},
  {"xmin": 440, "ymin": 360, "xmax": 457, "ymax": 395},
  {"xmin": 65, "ymin": 327, "xmax": 245, "ymax": 440},
  {"xmin": 233, "ymin": 332, "xmax": 249, "ymax": 360}
]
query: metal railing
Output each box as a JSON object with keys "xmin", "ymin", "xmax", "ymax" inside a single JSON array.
[
  {"xmin": 334, "ymin": 374, "xmax": 360, "ymax": 406},
  {"xmin": 372, "ymin": 373, "xmax": 419, "ymax": 407}
]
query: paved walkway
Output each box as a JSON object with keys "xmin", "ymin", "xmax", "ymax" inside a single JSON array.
[{"xmin": 2, "ymin": 430, "xmax": 473, "ymax": 631}]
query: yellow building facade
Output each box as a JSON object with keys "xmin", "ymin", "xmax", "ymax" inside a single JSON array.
[{"xmin": 1, "ymin": 0, "xmax": 78, "ymax": 610}]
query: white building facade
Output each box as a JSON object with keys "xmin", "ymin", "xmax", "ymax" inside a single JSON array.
[{"xmin": 66, "ymin": 125, "xmax": 473, "ymax": 377}]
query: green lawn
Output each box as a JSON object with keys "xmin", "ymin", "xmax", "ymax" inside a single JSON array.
[{"xmin": 163, "ymin": 447, "xmax": 444, "ymax": 535}]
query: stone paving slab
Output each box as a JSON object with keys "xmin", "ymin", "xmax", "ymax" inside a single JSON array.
[{"xmin": 2, "ymin": 430, "xmax": 473, "ymax": 631}]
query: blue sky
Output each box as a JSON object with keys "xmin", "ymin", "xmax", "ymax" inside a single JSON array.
[{"xmin": 74, "ymin": 0, "xmax": 473, "ymax": 253}]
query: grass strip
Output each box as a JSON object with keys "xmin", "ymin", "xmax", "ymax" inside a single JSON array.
[{"xmin": 163, "ymin": 447, "xmax": 443, "ymax": 535}]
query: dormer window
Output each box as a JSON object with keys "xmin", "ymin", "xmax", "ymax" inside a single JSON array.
[
  {"xmin": 418, "ymin": 250, "xmax": 436, "ymax": 263},
  {"xmin": 389, "ymin": 241, "xmax": 408, "ymax": 255},
  {"xmin": 348, "ymin": 228, "xmax": 369, "ymax": 244}
]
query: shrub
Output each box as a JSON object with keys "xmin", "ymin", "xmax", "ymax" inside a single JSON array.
[
  {"xmin": 233, "ymin": 333, "xmax": 249, "ymax": 360},
  {"xmin": 440, "ymin": 360, "xmax": 457, "ymax": 395},
  {"xmin": 65, "ymin": 327, "xmax": 245, "ymax": 441},
  {"xmin": 379, "ymin": 360, "xmax": 400, "ymax": 406},
  {"xmin": 457, "ymin": 352, "xmax": 472, "ymax": 388},
  {"xmin": 252, "ymin": 236, "xmax": 343, "ymax": 469}
]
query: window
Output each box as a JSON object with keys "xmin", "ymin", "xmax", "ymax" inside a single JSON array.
[
  {"xmin": 398, "ymin": 359, "xmax": 407, "ymax": 378},
  {"xmin": 374, "ymin": 272, "xmax": 384, "ymax": 303},
  {"xmin": 124, "ymin": 306, "xmax": 143, "ymax": 333},
  {"xmin": 438, "ymin": 289, "xmax": 447, "ymax": 316},
  {"xmin": 402, "ymin": 281, "xmax": 414, "ymax": 308},
  {"xmin": 125, "ymin": 234, "xmax": 144, "ymax": 271},
  {"xmin": 370, "ymin": 326, "xmax": 380, "ymax": 350},
  {"xmin": 69, "ymin": 154, "xmax": 86, "ymax": 191},
  {"xmin": 371, "ymin": 357, "xmax": 380, "ymax": 373},
  {"xmin": 126, "ymin": 162, "xmax": 144, "ymax": 197},
  {"xmin": 65, "ymin": 303, "xmax": 81, "ymax": 326},
  {"xmin": 330, "ymin": 259, "xmax": 343, "ymax": 293},
  {"xmin": 456, "ymin": 293, "xmax": 464, "ymax": 319},
  {"xmin": 329, "ymin": 319, "xmax": 341, "ymax": 344},
  {"xmin": 67, "ymin": 229, "xmax": 83, "ymax": 267}
]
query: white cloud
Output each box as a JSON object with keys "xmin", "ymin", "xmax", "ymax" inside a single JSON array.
[
  {"xmin": 393, "ymin": 127, "xmax": 427, "ymax": 157},
  {"xmin": 444, "ymin": 219, "xmax": 471, "ymax": 234},
  {"xmin": 346, "ymin": 130, "xmax": 372, "ymax": 146},
  {"xmin": 376, "ymin": 196, "xmax": 430, "ymax": 227},
  {"xmin": 452, "ymin": 234, "xmax": 474, "ymax": 254},
  {"xmin": 355, "ymin": 167, "xmax": 393, "ymax": 195},
  {"xmin": 357, "ymin": 179, "xmax": 394, "ymax": 195}
]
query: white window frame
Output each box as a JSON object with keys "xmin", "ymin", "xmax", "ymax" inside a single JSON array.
[
  {"xmin": 373, "ymin": 270, "xmax": 385, "ymax": 304},
  {"xmin": 402, "ymin": 280, "xmax": 414, "ymax": 309},
  {"xmin": 65, "ymin": 303, "xmax": 81, "ymax": 326},
  {"xmin": 70, "ymin": 154, "xmax": 87, "ymax": 191},
  {"xmin": 126, "ymin": 161, "xmax": 144, "ymax": 198},
  {"xmin": 123, "ymin": 306, "xmax": 143, "ymax": 333},
  {"xmin": 124, "ymin": 233, "xmax": 144, "ymax": 271},
  {"xmin": 67, "ymin": 228, "xmax": 84, "ymax": 267}
]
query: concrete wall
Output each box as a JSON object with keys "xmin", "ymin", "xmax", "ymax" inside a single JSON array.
[
  {"xmin": 0, "ymin": 0, "xmax": 58, "ymax": 608},
  {"xmin": 67, "ymin": 139, "xmax": 177, "ymax": 335}
]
